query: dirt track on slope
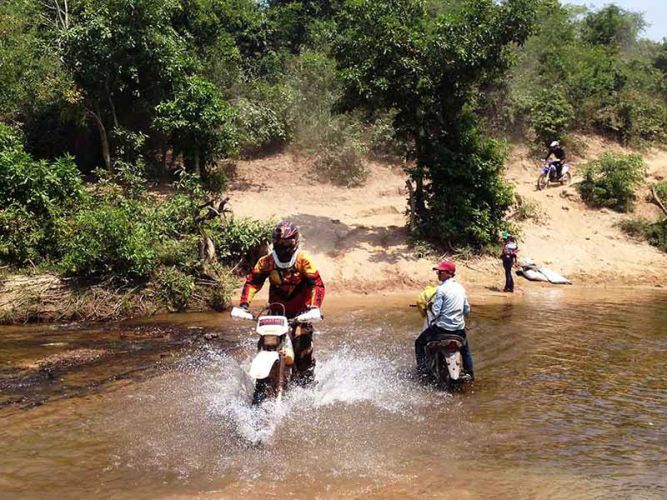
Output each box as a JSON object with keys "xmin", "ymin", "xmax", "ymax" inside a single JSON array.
[{"xmin": 227, "ymin": 140, "xmax": 667, "ymax": 299}]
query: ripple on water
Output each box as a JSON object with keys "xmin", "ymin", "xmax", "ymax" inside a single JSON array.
[{"xmin": 1, "ymin": 289, "xmax": 666, "ymax": 499}]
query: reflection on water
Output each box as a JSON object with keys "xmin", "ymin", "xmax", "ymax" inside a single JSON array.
[{"xmin": 1, "ymin": 289, "xmax": 666, "ymax": 499}]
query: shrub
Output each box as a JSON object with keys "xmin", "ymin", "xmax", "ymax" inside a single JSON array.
[
  {"xmin": 652, "ymin": 181, "xmax": 667, "ymax": 203},
  {"xmin": 287, "ymin": 50, "xmax": 340, "ymax": 151},
  {"xmin": 0, "ymin": 205, "xmax": 45, "ymax": 265},
  {"xmin": 154, "ymin": 235, "xmax": 200, "ymax": 272},
  {"xmin": 0, "ymin": 124, "xmax": 84, "ymax": 214},
  {"xmin": 0, "ymin": 124, "xmax": 84, "ymax": 267},
  {"xmin": 577, "ymin": 153, "xmax": 646, "ymax": 212},
  {"xmin": 146, "ymin": 193, "xmax": 199, "ymax": 239},
  {"xmin": 408, "ymin": 237, "xmax": 438, "ymax": 259},
  {"xmin": 619, "ymin": 217, "xmax": 647, "ymax": 238},
  {"xmin": 512, "ymin": 195, "xmax": 545, "ymax": 223},
  {"xmin": 155, "ymin": 266, "xmax": 195, "ymax": 312},
  {"xmin": 644, "ymin": 218, "xmax": 667, "ymax": 252},
  {"xmin": 619, "ymin": 217, "xmax": 667, "ymax": 252},
  {"xmin": 210, "ymin": 217, "xmax": 274, "ymax": 269},
  {"xmin": 529, "ymin": 88, "xmax": 575, "ymax": 146},
  {"xmin": 311, "ymin": 116, "xmax": 368, "ymax": 187},
  {"xmin": 202, "ymin": 161, "xmax": 234, "ymax": 193},
  {"xmin": 202, "ymin": 262, "xmax": 238, "ymax": 311},
  {"xmin": 368, "ymin": 110, "xmax": 407, "ymax": 164},
  {"xmin": 60, "ymin": 204, "xmax": 156, "ymax": 282},
  {"xmin": 235, "ymin": 95, "xmax": 290, "ymax": 156},
  {"xmin": 154, "ymin": 76, "xmax": 239, "ymax": 173},
  {"xmin": 595, "ymin": 89, "xmax": 667, "ymax": 144}
]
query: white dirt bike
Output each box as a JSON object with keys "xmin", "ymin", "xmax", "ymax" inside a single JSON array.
[{"xmin": 231, "ymin": 304, "xmax": 321, "ymax": 404}]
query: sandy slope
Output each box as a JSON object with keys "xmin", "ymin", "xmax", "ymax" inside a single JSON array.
[
  {"xmin": 227, "ymin": 141, "xmax": 667, "ymax": 295},
  {"xmin": 505, "ymin": 137, "xmax": 667, "ymax": 287}
]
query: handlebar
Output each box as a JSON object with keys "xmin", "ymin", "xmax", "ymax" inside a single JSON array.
[{"xmin": 230, "ymin": 305, "xmax": 322, "ymax": 323}]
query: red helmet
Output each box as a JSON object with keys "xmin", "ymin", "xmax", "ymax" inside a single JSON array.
[
  {"xmin": 433, "ymin": 260, "xmax": 456, "ymax": 274},
  {"xmin": 272, "ymin": 221, "xmax": 300, "ymax": 266}
]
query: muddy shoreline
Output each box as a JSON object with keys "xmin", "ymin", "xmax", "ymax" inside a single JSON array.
[
  {"xmin": 0, "ymin": 321, "xmax": 232, "ymax": 410},
  {"xmin": 0, "ymin": 263, "xmax": 664, "ymax": 326}
]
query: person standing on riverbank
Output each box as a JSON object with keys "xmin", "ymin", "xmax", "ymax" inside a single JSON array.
[
  {"xmin": 415, "ymin": 260, "xmax": 474, "ymax": 380},
  {"xmin": 501, "ymin": 231, "xmax": 519, "ymax": 293}
]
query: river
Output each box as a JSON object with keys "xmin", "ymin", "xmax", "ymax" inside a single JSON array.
[{"xmin": 1, "ymin": 288, "xmax": 666, "ymax": 499}]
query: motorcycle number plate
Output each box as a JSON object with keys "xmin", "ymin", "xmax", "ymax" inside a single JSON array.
[{"xmin": 256, "ymin": 316, "xmax": 289, "ymax": 336}]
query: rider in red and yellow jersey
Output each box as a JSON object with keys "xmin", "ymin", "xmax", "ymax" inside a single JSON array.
[{"xmin": 239, "ymin": 221, "xmax": 325, "ymax": 384}]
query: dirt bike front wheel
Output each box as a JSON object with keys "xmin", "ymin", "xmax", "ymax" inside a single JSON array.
[
  {"xmin": 536, "ymin": 174, "xmax": 549, "ymax": 191},
  {"xmin": 252, "ymin": 380, "xmax": 268, "ymax": 405},
  {"xmin": 561, "ymin": 171, "xmax": 572, "ymax": 186}
]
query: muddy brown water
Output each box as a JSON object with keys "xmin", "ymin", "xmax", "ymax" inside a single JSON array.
[{"xmin": 1, "ymin": 288, "xmax": 666, "ymax": 499}]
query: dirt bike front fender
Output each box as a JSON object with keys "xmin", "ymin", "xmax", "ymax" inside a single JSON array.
[{"xmin": 249, "ymin": 351, "xmax": 279, "ymax": 379}]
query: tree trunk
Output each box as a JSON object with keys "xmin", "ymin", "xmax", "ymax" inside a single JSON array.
[
  {"xmin": 88, "ymin": 103, "xmax": 111, "ymax": 172},
  {"xmin": 194, "ymin": 148, "xmax": 201, "ymax": 178},
  {"xmin": 650, "ymin": 185, "xmax": 667, "ymax": 216},
  {"xmin": 406, "ymin": 180, "xmax": 417, "ymax": 232},
  {"xmin": 415, "ymin": 175, "xmax": 426, "ymax": 217}
]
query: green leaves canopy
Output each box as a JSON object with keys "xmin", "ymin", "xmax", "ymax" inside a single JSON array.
[{"xmin": 335, "ymin": 0, "xmax": 537, "ymax": 247}]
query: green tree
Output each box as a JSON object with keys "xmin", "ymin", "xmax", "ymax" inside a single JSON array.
[
  {"xmin": 335, "ymin": 0, "xmax": 537, "ymax": 248},
  {"xmin": 582, "ymin": 5, "xmax": 645, "ymax": 51},
  {"xmin": 530, "ymin": 87, "xmax": 574, "ymax": 145},
  {"xmin": 154, "ymin": 76, "xmax": 238, "ymax": 179},
  {"xmin": 61, "ymin": 0, "xmax": 193, "ymax": 171},
  {"xmin": 0, "ymin": 123, "xmax": 84, "ymax": 265}
]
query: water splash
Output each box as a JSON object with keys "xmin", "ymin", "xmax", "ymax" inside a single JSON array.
[{"xmin": 201, "ymin": 344, "xmax": 427, "ymax": 446}]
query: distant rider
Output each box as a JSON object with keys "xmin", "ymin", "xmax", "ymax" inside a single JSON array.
[
  {"xmin": 545, "ymin": 140, "xmax": 566, "ymax": 180},
  {"xmin": 415, "ymin": 260, "xmax": 474, "ymax": 381},
  {"xmin": 239, "ymin": 220, "xmax": 325, "ymax": 385},
  {"xmin": 501, "ymin": 231, "xmax": 519, "ymax": 293}
]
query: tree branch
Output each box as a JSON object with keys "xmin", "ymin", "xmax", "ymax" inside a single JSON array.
[{"xmin": 650, "ymin": 185, "xmax": 667, "ymax": 217}]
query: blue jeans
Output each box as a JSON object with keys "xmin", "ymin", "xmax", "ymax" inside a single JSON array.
[
  {"xmin": 415, "ymin": 325, "xmax": 474, "ymax": 378},
  {"xmin": 502, "ymin": 255, "xmax": 514, "ymax": 292}
]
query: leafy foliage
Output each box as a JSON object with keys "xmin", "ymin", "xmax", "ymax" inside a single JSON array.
[
  {"xmin": 499, "ymin": 1, "xmax": 667, "ymax": 145},
  {"xmin": 529, "ymin": 88, "xmax": 574, "ymax": 146},
  {"xmin": 0, "ymin": 124, "xmax": 84, "ymax": 215},
  {"xmin": 654, "ymin": 181, "xmax": 667, "ymax": 204},
  {"xmin": 0, "ymin": 205, "xmax": 47, "ymax": 265},
  {"xmin": 210, "ymin": 217, "xmax": 274, "ymax": 269},
  {"xmin": 582, "ymin": 5, "xmax": 645, "ymax": 50},
  {"xmin": 155, "ymin": 266, "xmax": 196, "ymax": 312},
  {"xmin": 334, "ymin": 0, "xmax": 537, "ymax": 247},
  {"xmin": 60, "ymin": 203, "xmax": 157, "ymax": 281},
  {"xmin": 154, "ymin": 76, "xmax": 238, "ymax": 174},
  {"xmin": 577, "ymin": 153, "xmax": 646, "ymax": 212},
  {"xmin": 0, "ymin": 124, "xmax": 84, "ymax": 266},
  {"xmin": 619, "ymin": 217, "xmax": 667, "ymax": 253}
]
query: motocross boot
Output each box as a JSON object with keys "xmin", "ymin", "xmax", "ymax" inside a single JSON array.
[{"xmin": 292, "ymin": 324, "xmax": 316, "ymax": 387}]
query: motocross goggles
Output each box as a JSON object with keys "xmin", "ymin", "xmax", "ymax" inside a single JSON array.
[{"xmin": 273, "ymin": 238, "xmax": 298, "ymax": 261}]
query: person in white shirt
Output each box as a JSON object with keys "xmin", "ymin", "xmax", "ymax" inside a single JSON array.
[{"xmin": 415, "ymin": 259, "xmax": 474, "ymax": 380}]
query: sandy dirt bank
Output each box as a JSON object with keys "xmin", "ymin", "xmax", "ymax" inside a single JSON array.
[
  {"xmin": 1, "ymin": 138, "xmax": 665, "ymax": 324},
  {"xmin": 227, "ymin": 139, "xmax": 666, "ymax": 300}
]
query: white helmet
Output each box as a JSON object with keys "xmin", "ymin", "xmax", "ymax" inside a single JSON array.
[{"xmin": 550, "ymin": 141, "xmax": 559, "ymax": 148}]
